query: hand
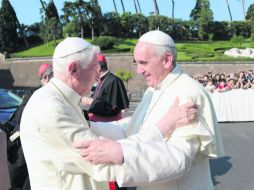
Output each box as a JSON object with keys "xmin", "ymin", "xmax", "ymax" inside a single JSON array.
[
  {"xmin": 73, "ymin": 137, "xmax": 124, "ymax": 165},
  {"xmin": 81, "ymin": 97, "xmax": 93, "ymax": 107},
  {"xmin": 156, "ymin": 97, "xmax": 198, "ymax": 137}
]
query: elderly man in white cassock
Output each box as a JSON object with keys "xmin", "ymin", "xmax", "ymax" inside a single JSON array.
[
  {"xmin": 20, "ymin": 36, "xmax": 197, "ymax": 190},
  {"xmin": 74, "ymin": 30, "xmax": 224, "ymax": 190}
]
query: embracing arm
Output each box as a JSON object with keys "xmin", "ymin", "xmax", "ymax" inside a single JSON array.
[
  {"xmin": 115, "ymin": 134, "xmax": 200, "ymax": 186},
  {"xmin": 73, "ymin": 97, "xmax": 197, "ymax": 165}
]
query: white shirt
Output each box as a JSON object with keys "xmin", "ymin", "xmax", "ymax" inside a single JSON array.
[
  {"xmin": 113, "ymin": 65, "xmax": 224, "ymax": 190},
  {"xmin": 20, "ymin": 78, "xmax": 162, "ymax": 190}
]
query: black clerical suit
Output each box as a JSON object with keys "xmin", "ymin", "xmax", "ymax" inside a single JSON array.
[
  {"xmin": 89, "ymin": 71, "xmax": 129, "ymax": 122},
  {"xmin": 88, "ymin": 71, "xmax": 129, "ymax": 190}
]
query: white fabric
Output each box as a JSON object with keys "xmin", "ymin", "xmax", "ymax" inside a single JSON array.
[
  {"xmin": 138, "ymin": 30, "xmax": 175, "ymax": 47},
  {"xmin": 209, "ymin": 89, "xmax": 254, "ymax": 122},
  {"xmin": 20, "ymin": 78, "xmax": 112, "ymax": 190},
  {"xmin": 0, "ymin": 130, "xmax": 11, "ymax": 190},
  {"xmin": 90, "ymin": 121, "xmax": 126, "ymax": 140},
  {"xmin": 20, "ymin": 77, "xmax": 163, "ymax": 190},
  {"xmin": 113, "ymin": 65, "xmax": 224, "ymax": 190},
  {"xmin": 224, "ymin": 47, "xmax": 254, "ymax": 58},
  {"xmin": 53, "ymin": 37, "xmax": 92, "ymax": 58}
]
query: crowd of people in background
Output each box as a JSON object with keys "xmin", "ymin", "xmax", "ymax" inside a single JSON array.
[{"xmin": 193, "ymin": 69, "xmax": 254, "ymax": 93}]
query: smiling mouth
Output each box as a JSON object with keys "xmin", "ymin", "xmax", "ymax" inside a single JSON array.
[{"xmin": 144, "ymin": 74, "xmax": 150, "ymax": 80}]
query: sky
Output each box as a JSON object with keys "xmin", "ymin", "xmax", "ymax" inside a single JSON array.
[{"xmin": 5, "ymin": 0, "xmax": 254, "ymax": 25}]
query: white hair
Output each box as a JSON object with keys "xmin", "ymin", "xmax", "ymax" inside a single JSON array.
[
  {"xmin": 53, "ymin": 45, "xmax": 100, "ymax": 74},
  {"xmin": 153, "ymin": 44, "xmax": 177, "ymax": 65}
]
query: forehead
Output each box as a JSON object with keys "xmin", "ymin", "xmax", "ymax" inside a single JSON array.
[{"xmin": 134, "ymin": 42, "xmax": 154, "ymax": 60}]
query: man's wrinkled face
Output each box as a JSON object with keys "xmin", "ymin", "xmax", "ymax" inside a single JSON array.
[
  {"xmin": 75, "ymin": 55, "xmax": 100, "ymax": 95},
  {"xmin": 134, "ymin": 42, "xmax": 169, "ymax": 88}
]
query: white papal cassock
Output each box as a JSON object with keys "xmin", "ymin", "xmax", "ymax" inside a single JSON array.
[
  {"xmin": 21, "ymin": 65, "xmax": 224, "ymax": 190},
  {"xmin": 112, "ymin": 65, "xmax": 224, "ymax": 190}
]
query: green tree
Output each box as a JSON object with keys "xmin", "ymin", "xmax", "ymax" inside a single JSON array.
[
  {"xmin": 190, "ymin": 0, "xmax": 213, "ymax": 40},
  {"xmin": 40, "ymin": 0, "xmax": 62, "ymax": 45},
  {"xmin": 131, "ymin": 14, "xmax": 148, "ymax": 37},
  {"xmin": 62, "ymin": 0, "xmax": 102, "ymax": 39},
  {"xmin": 0, "ymin": 0, "xmax": 19, "ymax": 53},
  {"xmin": 148, "ymin": 15, "xmax": 173, "ymax": 34},
  {"xmin": 246, "ymin": 4, "xmax": 254, "ymax": 39},
  {"xmin": 62, "ymin": 0, "xmax": 90, "ymax": 38},
  {"xmin": 210, "ymin": 21, "xmax": 232, "ymax": 40},
  {"xmin": 246, "ymin": 4, "xmax": 254, "ymax": 20},
  {"xmin": 115, "ymin": 70, "xmax": 133, "ymax": 92},
  {"xmin": 102, "ymin": 12, "xmax": 122, "ymax": 37},
  {"xmin": 25, "ymin": 22, "xmax": 43, "ymax": 44},
  {"xmin": 230, "ymin": 21, "xmax": 251, "ymax": 38},
  {"xmin": 120, "ymin": 12, "xmax": 135, "ymax": 37},
  {"xmin": 88, "ymin": 0, "xmax": 103, "ymax": 39},
  {"xmin": 63, "ymin": 21, "xmax": 80, "ymax": 37},
  {"xmin": 46, "ymin": 0, "xmax": 60, "ymax": 22}
]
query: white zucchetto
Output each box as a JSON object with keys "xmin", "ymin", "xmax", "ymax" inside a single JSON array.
[
  {"xmin": 53, "ymin": 37, "xmax": 92, "ymax": 59},
  {"xmin": 139, "ymin": 30, "xmax": 175, "ymax": 48}
]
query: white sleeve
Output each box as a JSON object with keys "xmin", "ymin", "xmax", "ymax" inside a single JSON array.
[
  {"xmin": 90, "ymin": 121, "xmax": 126, "ymax": 140},
  {"xmin": 115, "ymin": 127, "xmax": 200, "ymax": 186}
]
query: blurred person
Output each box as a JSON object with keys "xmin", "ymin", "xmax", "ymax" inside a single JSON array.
[
  {"xmin": 234, "ymin": 71, "xmax": 246, "ymax": 89},
  {"xmin": 2, "ymin": 63, "xmax": 53, "ymax": 190},
  {"xmin": 202, "ymin": 74, "xmax": 209, "ymax": 87},
  {"xmin": 250, "ymin": 79, "xmax": 254, "ymax": 89},
  {"xmin": 246, "ymin": 70, "xmax": 253, "ymax": 81},
  {"xmin": 226, "ymin": 78, "xmax": 236, "ymax": 90},
  {"xmin": 0, "ymin": 129, "xmax": 11, "ymax": 190},
  {"xmin": 38, "ymin": 63, "xmax": 53, "ymax": 86},
  {"xmin": 82, "ymin": 53, "xmax": 129, "ymax": 122},
  {"xmin": 82, "ymin": 53, "xmax": 129, "ymax": 190},
  {"xmin": 207, "ymin": 71, "xmax": 213, "ymax": 79},
  {"xmin": 0, "ymin": 63, "xmax": 53, "ymax": 190},
  {"xmin": 213, "ymin": 73, "xmax": 221, "ymax": 87},
  {"xmin": 74, "ymin": 31, "xmax": 224, "ymax": 190},
  {"xmin": 205, "ymin": 79, "xmax": 216, "ymax": 93},
  {"xmin": 225, "ymin": 74, "xmax": 231, "ymax": 82},
  {"xmin": 220, "ymin": 73, "xmax": 226, "ymax": 80},
  {"xmin": 217, "ymin": 79, "xmax": 229, "ymax": 92},
  {"xmin": 20, "ymin": 37, "xmax": 197, "ymax": 190}
]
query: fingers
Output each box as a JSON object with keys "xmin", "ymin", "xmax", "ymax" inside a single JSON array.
[
  {"xmin": 182, "ymin": 101, "xmax": 197, "ymax": 109},
  {"xmin": 80, "ymin": 149, "xmax": 89, "ymax": 157},
  {"xmin": 171, "ymin": 96, "xmax": 180, "ymax": 109},
  {"xmin": 72, "ymin": 141, "xmax": 91, "ymax": 149},
  {"xmin": 176, "ymin": 105, "xmax": 198, "ymax": 127}
]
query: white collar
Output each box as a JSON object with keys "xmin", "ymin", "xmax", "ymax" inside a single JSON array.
[
  {"xmin": 50, "ymin": 78, "xmax": 82, "ymax": 106},
  {"xmin": 154, "ymin": 65, "xmax": 183, "ymax": 90}
]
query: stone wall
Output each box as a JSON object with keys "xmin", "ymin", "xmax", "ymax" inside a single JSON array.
[{"xmin": 0, "ymin": 54, "xmax": 253, "ymax": 93}]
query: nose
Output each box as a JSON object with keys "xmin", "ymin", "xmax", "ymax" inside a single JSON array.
[{"xmin": 136, "ymin": 64, "xmax": 144, "ymax": 75}]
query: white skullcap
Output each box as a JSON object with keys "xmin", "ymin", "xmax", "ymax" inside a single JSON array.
[
  {"xmin": 139, "ymin": 30, "xmax": 175, "ymax": 47},
  {"xmin": 53, "ymin": 37, "xmax": 92, "ymax": 58}
]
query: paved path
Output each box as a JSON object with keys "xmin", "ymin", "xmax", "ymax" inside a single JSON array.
[
  {"xmin": 212, "ymin": 121, "xmax": 254, "ymax": 190},
  {"xmin": 124, "ymin": 102, "xmax": 254, "ymax": 190}
]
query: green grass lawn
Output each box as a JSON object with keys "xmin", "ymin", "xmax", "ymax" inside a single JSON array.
[{"xmin": 11, "ymin": 38, "xmax": 254, "ymax": 62}]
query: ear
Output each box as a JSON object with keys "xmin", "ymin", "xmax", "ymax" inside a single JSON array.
[
  {"xmin": 163, "ymin": 53, "xmax": 173, "ymax": 69},
  {"xmin": 68, "ymin": 61, "xmax": 78, "ymax": 77}
]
